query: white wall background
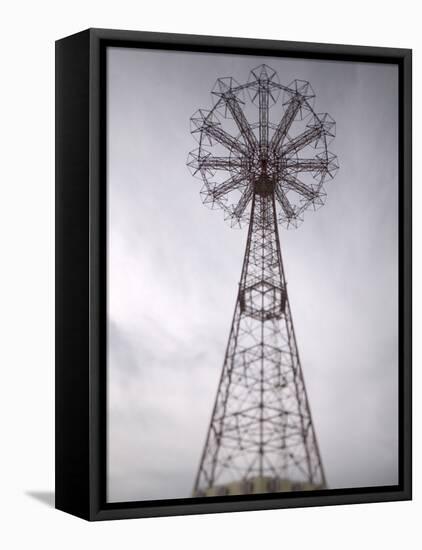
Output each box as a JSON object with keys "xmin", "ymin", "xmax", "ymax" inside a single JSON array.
[{"xmin": 0, "ymin": 1, "xmax": 419, "ymax": 548}]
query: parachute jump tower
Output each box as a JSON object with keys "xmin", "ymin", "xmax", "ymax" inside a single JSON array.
[{"xmin": 187, "ymin": 65, "xmax": 338, "ymax": 497}]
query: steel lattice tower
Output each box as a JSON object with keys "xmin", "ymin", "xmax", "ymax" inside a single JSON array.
[{"xmin": 187, "ymin": 65, "xmax": 339, "ymax": 496}]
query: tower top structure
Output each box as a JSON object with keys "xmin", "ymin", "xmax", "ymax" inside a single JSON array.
[{"xmin": 188, "ymin": 64, "xmax": 338, "ymax": 229}]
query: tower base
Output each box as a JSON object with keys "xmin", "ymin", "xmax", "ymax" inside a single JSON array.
[{"xmin": 194, "ymin": 476, "xmax": 325, "ymax": 497}]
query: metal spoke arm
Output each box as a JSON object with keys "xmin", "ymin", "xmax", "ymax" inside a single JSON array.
[
  {"xmin": 212, "ymin": 175, "xmax": 247, "ymax": 199},
  {"xmin": 280, "ymin": 176, "xmax": 318, "ymax": 201},
  {"xmin": 198, "ymin": 156, "xmax": 242, "ymax": 171},
  {"xmin": 275, "ymin": 184, "xmax": 295, "ymax": 219},
  {"xmin": 202, "ymin": 121, "xmax": 248, "ymax": 156},
  {"xmin": 270, "ymin": 97, "xmax": 302, "ymax": 153},
  {"xmin": 223, "ymin": 93, "xmax": 258, "ymax": 152},
  {"xmin": 233, "ymin": 186, "xmax": 253, "ymax": 218},
  {"xmin": 258, "ymin": 85, "xmax": 269, "ymax": 154},
  {"xmin": 285, "ymin": 158, "xmax": 329, "ymax": 173},
  {"xmin": 281, "ymin": 126, "xmax": 323, "ymax": 156}
]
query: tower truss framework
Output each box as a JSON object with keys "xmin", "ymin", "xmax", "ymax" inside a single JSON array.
[{"xmin": 187, "ymin": 64, "xmax": 338, "ymax": 496}]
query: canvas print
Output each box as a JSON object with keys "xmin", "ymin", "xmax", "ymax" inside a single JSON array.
[{"xmin": 106, "ymin": 47, "xmax": 398, "ymax": 502}]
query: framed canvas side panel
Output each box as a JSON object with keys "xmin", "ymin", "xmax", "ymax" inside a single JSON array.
[
  {"xmin": 55, "ymin": 28, "xmax": 412, "ymax": 521},
  {"xmin": 400, "ymin": 50, "xmax": 412, "ymax": 499},
  {"xmin": 55, "ymin": 29, "xmax": 92, "ymax": 520}
]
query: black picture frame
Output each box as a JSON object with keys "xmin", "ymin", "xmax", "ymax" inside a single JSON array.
[{"xmin": 55, "ymin": 28, "xmax": 412, "ymax": 521}]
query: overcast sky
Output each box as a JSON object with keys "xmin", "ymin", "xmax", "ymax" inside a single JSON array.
[{"xmin": 106, "ymin": 46, "xmax": 398, "ymax": 503}]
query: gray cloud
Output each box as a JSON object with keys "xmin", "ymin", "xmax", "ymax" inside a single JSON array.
[{"xmin": 107, "ymin": 47, "xmax": 398, "ymax": 501}]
